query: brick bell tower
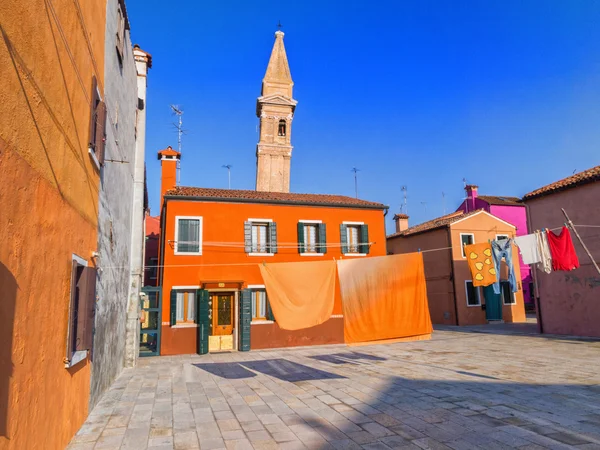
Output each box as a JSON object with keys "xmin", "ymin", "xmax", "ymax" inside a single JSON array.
[{"xmin": 255, "ymin": 30, "xmax": 297, "ymax": 193}]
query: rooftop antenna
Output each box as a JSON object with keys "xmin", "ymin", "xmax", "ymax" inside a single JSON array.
[
  {"xmin": 222, "ymin": 164, "xmax": 232, "ymax": 189},
  {"xmin": 351, "ymin": 168, "xmax": 360, "ymax": 198},
  {"xmin": 421, "ymin": 201, "xmax": 427, "ymax": 214},
  {"xmin": 442, "ymin": 191, "xmax": 446, "ymax": 215},
  {"xmin": 277, "ymin": 20, "xmax": 282, "ymax": 31},
  {"xmin": 401, "ymin": 186, "xmax": 408, "ymax": 215},
  {"xmin": 170, "ymin": 105, "xmax": 187, "ymax": 185}
]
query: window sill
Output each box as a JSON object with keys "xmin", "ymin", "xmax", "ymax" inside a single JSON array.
[
  {"xmin": 248, "ymin": 253, "xmax": 274, "ymax": 257},
  {"xmin": 466, "ymin": 303, "xmax": 481, "ymax": 308},
  {"xmin": 251, "ymin": 320, "xmax": 274, "ymax": 325},
  {"xmin": 65, "ymin": 350, "xmax": 88, "ymax": 369},
  {"xmin": 172, "ymin": 323, "xmax": 198, "ymax": 328},
  {"xmin": 174, "ymin": 252, "xmax": 202, "ymax": 256},
  {"xmin": 344, "ymin": 253, "xmax": 367, "ymax": 257},
  {"xmin": 88, "ymin": 148, "xmax": 101, "ymax": 171},
  {"xmin": 300, "ymin": 253, "xmax": 324, "ymax": 257}
]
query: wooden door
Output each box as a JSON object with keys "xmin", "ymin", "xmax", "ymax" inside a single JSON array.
[{"xmin": 212, "ymin": 293, "xmax": 234, "ymax": 336}]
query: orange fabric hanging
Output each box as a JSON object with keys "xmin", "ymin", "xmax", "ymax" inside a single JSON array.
[
  {"xmin": 464, "ymin": 242, "xmax": 496, "ymax": 287},
  {"xmin": 337, "ymin": 253, "xmax": 432, "ymax": 344},
  {"xmin": 258, "ymin": 260, "xmax": 336, "ymax": 331}
]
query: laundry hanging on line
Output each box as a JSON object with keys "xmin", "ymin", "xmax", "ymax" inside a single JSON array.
[
  {"xmin": 258, "ymin": 260, "xmax": 336, "ymax": 331},
  {"xmin": 536, "ymin": 230, "xmax": 553, "ymax": 274},
  {"xmin": 514, "ymin": 234, "xmax": 541, "ymax": 265},
  {"xmin": 546, "ymin": 226, "xmax": 580, "ymax": 271},
  {"xmin": 491, "ymin": 238, "xmax": 518, "ymax": 294},
  {"xmin": 464, "ymin": 242, "xmax": 497, "ymax": 287}
]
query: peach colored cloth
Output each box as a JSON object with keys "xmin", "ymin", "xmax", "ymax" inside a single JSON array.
[
  {"xmin": 465, "ymin": 242, "xmax": 496, "ymax": 287},
  {"xmin": 259, "ymin": 260, "xmax": 336, "ymax": 331},
  {"xmin": 337, "ymin": 253, "xmax": 433, "ymax": 344}
]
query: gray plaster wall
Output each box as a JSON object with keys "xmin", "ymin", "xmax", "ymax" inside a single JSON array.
[{"xmin": 90, "ymin": 0, "xmax": 138, "ymax": 409}]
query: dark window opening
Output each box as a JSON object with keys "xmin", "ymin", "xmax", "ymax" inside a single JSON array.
[{"xmin": 278, "ymin": 120, "xmax": 286, "ymax": 136}]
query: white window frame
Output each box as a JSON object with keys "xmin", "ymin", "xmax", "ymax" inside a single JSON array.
[
  {"xmin": 248, "ymin": 218, "xmax": 274, "ymax": 256},
  {"xmin": 496, "ymin": 234, "xmax": 510, "ymax": 241},
  {"xmin": 66, "ymin": 254, "xmax": 89, "ymax": 368},
  {"xmin": 174, "ymin": 216, "xmax": 203, "ymax": 255},
  {"xmin": 460, "ymin": 233, "xmax": 475, "ymax": 258},
  {"xmin": 343, "ymin": 221, "xmax": 366, "ymax": 256},
  {"xmin": 298, "ymin": 220, "xmax": 324, "ymax": 256},
  {"xmin": 501, "ymin": 281, "xmax": 517, "ymax": 305},
  {"xmin": 465, "ymin": 280, "xmax": 482, "ymax": 307}
]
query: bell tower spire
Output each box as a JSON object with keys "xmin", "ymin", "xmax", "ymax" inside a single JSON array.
[{"xmin": 255, "ymin": 30, "xmax": 297, "ymax": 193}]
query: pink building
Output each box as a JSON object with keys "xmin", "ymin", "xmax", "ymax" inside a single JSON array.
[{"xmin": 456, "ymin": 185, "xmax": 533, "ymax": 306}]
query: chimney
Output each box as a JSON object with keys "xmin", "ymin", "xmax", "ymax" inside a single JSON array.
[
  {"xmin": 158, "ymin": 146, "xmax": 181, "ymax": 208},
  {"xmin": 393, "ymin": 214, "xmax": 409, "ymax": 233},
  {"xmin": 465, "ymin": 184, "xmax": 478, "ymax": 212}
]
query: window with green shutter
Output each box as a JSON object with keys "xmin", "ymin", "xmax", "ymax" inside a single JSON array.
[
  {"xmin": 239, "ymin": 289, "xmax": 252, "ymax": 351},
  {"xmin": 246, "ymin": 220, "xmax": 277, "ymax": 254},
  {"xmin": 341, "ymin": 223, "xmax": 369, "ymax": 254},
  {"xmin": 175, "ymin": 216, "xmax": 202, "ymax": 254},
  {"xmin": 298, "ymin": 222, "xmax": 326, "ymax": 254}
]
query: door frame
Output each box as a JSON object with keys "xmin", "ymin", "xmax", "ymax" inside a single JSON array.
[
  {"xmin": 140, "ymin": 286, "xmax": 161, "ymax": 357},
  {"xmin": 206, "ymin": 288, "xmax": 239, "ymax": 351}
]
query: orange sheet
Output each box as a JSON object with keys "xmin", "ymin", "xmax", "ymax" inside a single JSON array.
[
  {"xmin": 258, "ymin": 260, "xmax": 336, "ymax": 330},
  {"xmin": 464, "ymin": 242, "xmax": 496, "ymax": 287},
  {"xmin": 337, "ymin": 253, "xmax": 432, "ymax": 344}
]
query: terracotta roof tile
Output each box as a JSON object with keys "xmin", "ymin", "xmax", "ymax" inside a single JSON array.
[
  {"xmin": 523, "ymin": 165, "xmax": 600, "ymax": 200},
  {"xmin": 165, "ymin": 186, "xmax": 388, "ymax": 209},
  {"xmin": 393, "ymin": 213, "xmax": 409, "ymax": 219},
  {"xmin": 387, "ymin": 209, "xmax": 483, "ymax": 238},
  {"xmin": 477, "ymin": 195, "xmax": 522, "ymax": 206}
]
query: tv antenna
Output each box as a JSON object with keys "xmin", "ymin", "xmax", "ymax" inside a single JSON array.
[
  {"xmin": 351, "ymin": 167, "xmax": 360, "ymax": 198},
  {"xmin": 401, "ymin": 186, "xmax": 408, "ymax": 214},
  {"xmin": 442, "ymin": 191, "xmax": 446, "ymax": 214},
  {"xmin": 170, "ymin": 105, "xmax": 187, "ymax": 185},
  {"xmin": 222, "ymin": 164, "xmax": 233, "ymax": 189}
]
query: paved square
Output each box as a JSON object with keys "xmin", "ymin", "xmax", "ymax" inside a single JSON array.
[{"xmin": 69, "ymin": 328, "xmax": 600, "ymax": 449}]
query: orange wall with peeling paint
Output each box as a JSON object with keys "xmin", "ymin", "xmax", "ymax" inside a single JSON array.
[{"xmin": 0, "ymin": 0, "xmax": 106, "ymax": 448}]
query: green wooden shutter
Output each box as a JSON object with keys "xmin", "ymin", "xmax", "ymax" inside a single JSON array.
[
  {"xmin": 297, "ymin": 222, "xmax": 305, "ymax": 254},
  {"xmin": 244, "ymin": 221, "xmax": 252, "ymax": 253},
  {"xmin": 197, "ymin": 289, "xmax": 210, "ymax": 355},
  {"xmin": 170, "ymin": 289, "xmax": 177, "ymax": 326},
  {"xmin": 239, "ymin": 289, "xmax": 251, "ymax": 352},
  {"xmin": 266, "ymin": 295, "xmax": 275, "ymax": 322},
  {"xmin": 318, "ymin": 223, "xmax": 327, "ymax": 254},
  {"xmin": 340, "ymin": 224, "xmax": 348, "ymax": 254},
  {"xmin": 269, "ymin": 222, "xmax": 278, "ymax": 254},
  {"xmin": 360, "ymin": 224, "xmax": 370, "ymax": 254}
]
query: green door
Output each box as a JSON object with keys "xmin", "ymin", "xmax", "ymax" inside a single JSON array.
[
  {"xmin": 196, "ymin": 289, "xmax": 210, "ymax": 355},
  {"xmin": 140, "ymin": 287, "xmax": 161, "ymax": 357},
  {"xmin": 239, "ymin": 289, "xmax": 251, "ymax": 352},
  {"xmin": 483, "ymin": 285, "xmax": 502, "ymax": 321}
]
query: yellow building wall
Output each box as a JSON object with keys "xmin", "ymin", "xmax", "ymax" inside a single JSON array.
[{"xmin": 0, "ymin": 0, "xmax": 106, "ymax": 448}]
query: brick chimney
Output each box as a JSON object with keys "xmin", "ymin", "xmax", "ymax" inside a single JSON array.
[
  {"xmin": 393, "ymin": 214, "xmax": 409, "ymax": 233},
  {"xmin": 158, "ymin": 146, "xmax": 181, "ymax": 208},
  {"xmin": 465, "ymin": 184, "xmax": 478, "ymax": 212}
]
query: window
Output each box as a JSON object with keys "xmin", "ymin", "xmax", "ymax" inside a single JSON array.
[
  {"xmin": 175, "ymin": 290, "xmax": 196, "ymax": 323},
  {"xmin": 341, "ymin": 223, "xmax": 369, "ymax": 255},
  {"xmin": 251, "ymin": 290, "xmax": 267, "ymax": 320},
  {"xmin": 116, "ymin": 1, "xmax": 125, "ymax": 62},
  {"xmin": 245, "ymin": 220, "xmax": 277, "ymax": 255},
  {"xmin": 278, "ymin": 120, "xmax": 286, "ymax": 136},
  {"xmin": 148, "ymin": 257, "xmax": 158, "ymax": 280},
  {"xmin": 496, "ymin": 234, "xmax": 509, "ymax": 241},
  {"xmin": 460, "ymin": 233, "xmax": 475, "ymax": 258},
  {"xmin": 501, "ymin": 281, "xmax": 516, "ymax": 305},
  {"xmin": 88, "ymin": 76, "xmax": 107, "ymax": 167},
  {"xmin": 298, "ymin": 221, "xmax": 326, "ymax": 255},
  {"xmin": 175, "ymin": 217, "xmax": 202, "ymax": 255},
  {"xmin": 66, "ymin": 255, "xmax": 97, "ymax": 368},
  {"xmin": 465, "ymin": 280, "xmax": 481, "ymax": 306}
]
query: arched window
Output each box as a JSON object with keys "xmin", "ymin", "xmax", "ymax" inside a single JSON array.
[{"xmin": 278, "ymin": 120, "xmax": 286, "ymax": 136}]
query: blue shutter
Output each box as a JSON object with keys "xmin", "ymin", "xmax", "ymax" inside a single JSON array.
[
  {"xmin": 360, "ymin": 224, "xmax": 369, "ymax": 254},
  {"xmin": 297, "ymin": 222, "xmax": 305, "ymax": 254},
  {"xmin": 244, "ymin": 221, "xmax": 252, "ymax": 253},
  {"xmin": 170, "ymin": 289, "xmax": 177, "ymax": 326},
  {"xmin": 239, "ymin": 289, "xmax": 252, "ymax": 351},
  {"xmin": 269, "ymin": 222, "xmax": 278, "ymax": 254},
  {"xmin": 197, "ymin": 289, "xmax": 210, "ymax": 355},
  {"xmin": 340, "ymin": 224, "xmax": 348, "ymax": 254},
  {"xmin": 318, "ymin": 223, "xmax": 327, "ymax": 254}
]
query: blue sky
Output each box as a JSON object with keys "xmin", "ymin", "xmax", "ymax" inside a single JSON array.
[{"xmin": 127, "ymin": 0, "xmax": 600, "ymax": 233}]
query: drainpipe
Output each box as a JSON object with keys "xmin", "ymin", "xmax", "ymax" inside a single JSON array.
[
  {"xmin": 447, "ymin": 227, "xmax": 460, "ymax": 326},
  {"xmin": 523, "ymin": 201, "xmax": 543, "ymax": 334}
]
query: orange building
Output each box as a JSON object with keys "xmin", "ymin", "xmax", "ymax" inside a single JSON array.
[
  {"xmin": 154, "ymin": 148, "xmax": 388, "ymax": 355},
  {"xmin": 387, "ymin": 210, "xmax": 526, "ymax": 326}
]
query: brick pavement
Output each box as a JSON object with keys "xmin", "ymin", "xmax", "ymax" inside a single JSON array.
[{"xmin": 68, "ymin": 329, "xmax": 600, "ymax": 449}]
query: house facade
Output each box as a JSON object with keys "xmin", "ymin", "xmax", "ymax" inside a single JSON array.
[
  {"xmin": 387, "ymin": 210, "xmax": 526, "ymax": 326},
  {"xmin": 0, "ymin": 0, "xmax": 148, "ymax": 447},
  {"xmin": 457, "ymin": 185, "xmax": 533, "ymax": 306},
  {"xmin": 522, "ymin": 165, "xmax": 600, "ymax": 337}
]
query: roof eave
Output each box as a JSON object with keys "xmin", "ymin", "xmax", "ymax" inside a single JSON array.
[{"xmin": 164, "ymin": 194, "xmax": 389, "ymax": 210}]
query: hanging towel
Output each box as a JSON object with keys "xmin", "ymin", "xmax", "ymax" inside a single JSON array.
[
  {"xmin": 491, "ymin": 238, "xmax": 518, "ymax": 294},
  {"xmin": 258, "ymin": 260, "xmax": 336, "ymax": 330},
  {"xmin": 464, "ymin": 242, "xmax": 497, "ymax": 287},
  {"xmin": 514, "ymin": 234, "xmax": 541, "ymax": 265},
  {"xmin": 337, "ymin": 253, "xmax": 432, "ymax": 344},
  {"xmin": 546, "ymin": 226, "xmax": 580, "ymax": 271},
  {"xmin": 536, "ymin": 230, "xmax": 552, "ymax": 274}
]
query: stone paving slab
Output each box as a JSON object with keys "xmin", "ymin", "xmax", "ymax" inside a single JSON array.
[{"xmin": 68, "ymin": 329, "xmax": 600, "ymax": 449}]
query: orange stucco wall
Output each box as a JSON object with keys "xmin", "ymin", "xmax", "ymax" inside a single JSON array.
[
  {"xmin": 0, "ymin": 0, "xmax": 105, "ymax": 448},
  {"xmin": 160, "ymin": 198, "xmax": 387, "ymax": 355}
]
